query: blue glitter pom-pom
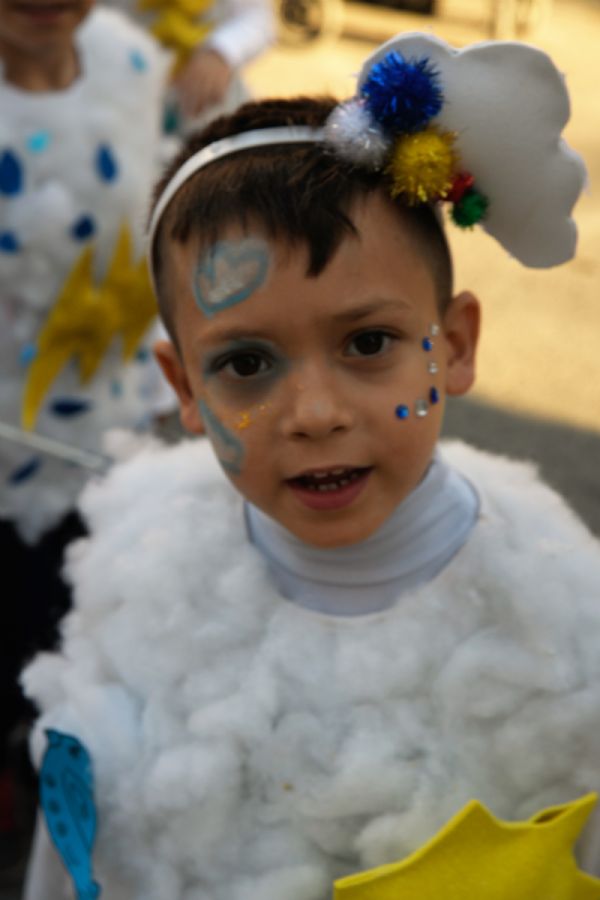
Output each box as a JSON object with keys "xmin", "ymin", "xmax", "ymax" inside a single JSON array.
[{"xmin": 361, "ymin": 52, "xmax": 443, "ymax": 134}]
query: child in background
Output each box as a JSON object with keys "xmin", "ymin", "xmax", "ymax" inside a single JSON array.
[
  {"xmin": 0, "ymin": 0, "xmax": 173, "ymax": 865},
  {"xmin": 105, "ymin": 0, "xmax": 275, "ymax": 128},
  {"xmin": 23, "ymin": 32, "xmax": 600, "ymax": 900}
]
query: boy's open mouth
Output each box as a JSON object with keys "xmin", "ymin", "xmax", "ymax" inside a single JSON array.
[
  {"xmin": 286, "ymin": 466, "xmax": 372, "ymax": 511},
  {"xmin": 288, "ymin": 466, "xmax": 371, "ymax": 492}
]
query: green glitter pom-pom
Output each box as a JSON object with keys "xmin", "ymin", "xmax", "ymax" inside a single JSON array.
[{"xmin": 451, "ymin": 188, "xmax": 489, "ymax": 228}]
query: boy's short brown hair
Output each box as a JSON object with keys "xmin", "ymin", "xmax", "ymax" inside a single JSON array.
[{"xmin": 151, "ymin": 97, "xmax": 453, "ymax": 341}]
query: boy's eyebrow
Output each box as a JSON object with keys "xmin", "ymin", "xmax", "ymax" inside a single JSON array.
[
  {"xmin": 197, "ymin": 298, "xmax": 414, "ymax": 347},
  {"xmin": 331, "ymin": 297, "xmax": 413, "ymax": 323}
]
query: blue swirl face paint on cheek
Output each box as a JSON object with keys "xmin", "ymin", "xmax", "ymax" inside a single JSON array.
[
  {"xmin": 194, "ymin": 238, "xmax": 270, "ymax": 318},
  {"xmin": 199, "ymin": 400, "xmax": 245, "ymax": 475}
]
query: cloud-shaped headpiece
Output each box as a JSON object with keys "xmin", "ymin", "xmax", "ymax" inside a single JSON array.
[{"xmin": 325, "ymin": 33, "xmax": 587, "ymax": 267}]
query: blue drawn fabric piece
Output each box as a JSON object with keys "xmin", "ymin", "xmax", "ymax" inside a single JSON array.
[
  {"xmin": 26, "ymin": 130, "xmax": 52, "ymax": 154},
  {"xmin": 7, "ymin": 456, "xmax": 42, "ymax": 485},
  {"xmin": 96, "ymin": 145, "xmax": 118, "ymax": 183},
  {"xmin": 0, "ymin": 150, "xmax": 23, "ymax": 195},
  {"xmin": 40, "ymin": 730, "xmax": 101, "ymax": 900},
  {"xmin": 71, "ymin": 215, "xmax": 96, "ymax": 241},
  {"xmin": 51, "ymin": 398, "xmax": 93, "ymax": 418},
  {"xmin": 0, "ymin": 231, "xmax": 20, "ymax": 253}
]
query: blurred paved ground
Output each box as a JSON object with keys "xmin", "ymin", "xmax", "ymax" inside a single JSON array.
[{"xmin": 245, "ymin": 0, "xmax": 600, "ymax": 534}]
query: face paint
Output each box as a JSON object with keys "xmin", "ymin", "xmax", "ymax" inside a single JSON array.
[
  {"xmin": 397, "ymin": 320, "xmax": 442, "ymax": 423},
  {"xmin": 194, "ymin": 238, "xmax": 270, "ymax": 318},
  {"xmin": 198, "ymin": 399, "xmax": 245, "ymax": 475},
  {"xmin": 201, "ymin": 339, "xmax": 290, "ymax": 405}
]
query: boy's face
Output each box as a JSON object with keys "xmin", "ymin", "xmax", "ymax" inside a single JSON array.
[
  {"xmin": 158, "ymin": 192, "xmax": 479, "ymax": 548},
  {"xmin": 0, "ymin": 0, "xmax": 94, "ymax": 55}
]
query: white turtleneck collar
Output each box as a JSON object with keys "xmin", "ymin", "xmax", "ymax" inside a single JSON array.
[{"xmin": 245, "ymin": 452, "xmax": 480, "ymax": 617}]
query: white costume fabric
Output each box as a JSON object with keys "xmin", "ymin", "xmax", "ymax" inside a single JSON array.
[
  {"xmin": 22, "ymin": 438, "xmax": 600, "ymax": 898},
  {"xmin": 0, "ymin": 8, "xmax": 172, "ymax": 542},
  {"xmin": 105, "ymin": 0, "xmax": 276, "ymax": 129}
]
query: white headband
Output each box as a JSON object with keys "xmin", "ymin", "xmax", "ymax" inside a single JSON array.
[
  {"xmin": 147, "ymin": 32, "xmax": 586, "ymax": 286},
  {"xmin": 147, "ymin": 126, "xmax": 324, "ymax": 268}
]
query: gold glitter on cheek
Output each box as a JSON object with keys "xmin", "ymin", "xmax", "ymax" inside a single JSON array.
[{"xmin": 236, "ymin": 411, "xmax": 252, "ymax": 430}]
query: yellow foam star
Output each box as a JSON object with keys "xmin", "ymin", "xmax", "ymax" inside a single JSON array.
[
  {"xmin": 136, "ymin": 0, "xmax": 213, "ymax": 64},
  {"xmin": 335, "ymin": 794, "xmax": 600, "ymax": 900},
  {"xmin": 21, "ymin": 225, "xmax": 157, "ymax": 430}
]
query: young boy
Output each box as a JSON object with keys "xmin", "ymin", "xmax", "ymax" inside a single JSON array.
[
  {"xmin": 23, "ymin": 32, "xmax": 600, "ymax": 900},
  {"xmin": 0, "ymin": 0, "xmax": 173, "ymax": 869}
]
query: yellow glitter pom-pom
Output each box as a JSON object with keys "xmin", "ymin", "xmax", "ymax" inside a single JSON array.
[{"xmin": 387, "ymin": 127, "xmax": 457, "ymax": 204}]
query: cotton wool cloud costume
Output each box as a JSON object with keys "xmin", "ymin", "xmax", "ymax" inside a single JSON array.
[
  {"xmin": 0, "ymin": 7, "xmax": 172, "ymax": 542},
  {"xmin": 22, "ymin": 32, "xmax": 600, "ymax": 900}
]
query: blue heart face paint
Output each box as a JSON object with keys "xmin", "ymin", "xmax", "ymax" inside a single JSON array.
[
  {"xmin": 198, "ymin": 399, "xmax": 245, "ymax": 475},
  {"xmin": 194, "ymin": 238, "xmax": 270, "ymax": 318}
]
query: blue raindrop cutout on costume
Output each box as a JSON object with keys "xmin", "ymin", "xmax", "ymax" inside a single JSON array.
[
  {"xmin": 40, "ymin": 730, "xmax": 101, "ymax": 900},
  {"xmin": 0, "ymin": 150, "xmax": 23, "ymax": 195}
]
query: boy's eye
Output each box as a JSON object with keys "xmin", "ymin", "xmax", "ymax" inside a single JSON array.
[
  {"xmin": 347, "ymin": 330, "xmax": 394, "ymax": 357},
  {"xmin": 223, "ymin": 352, "xmax": 270, "ymax": 378}
]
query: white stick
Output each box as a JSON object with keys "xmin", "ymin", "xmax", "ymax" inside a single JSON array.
[{"xmin": 0, "ymin": 420, "xmax": 110, "ymax": 472}]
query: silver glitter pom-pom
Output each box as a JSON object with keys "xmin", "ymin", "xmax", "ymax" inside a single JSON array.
[{"xmin": 324, "ymin": 99, "xmax": 390, "ymax": 170}]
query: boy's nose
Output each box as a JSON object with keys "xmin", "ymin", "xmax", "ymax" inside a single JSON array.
[{"xmin": 280, "ymin": 365, "xmax": 354, "ymax": 440}]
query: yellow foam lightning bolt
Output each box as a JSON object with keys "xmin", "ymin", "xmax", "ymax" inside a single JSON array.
[
  {"xmin": 22, "ymin": 226, "xmax": 157, "ymax": 430},
  {"xmin": 335, "ymin": 793, "xmax": 600, "ymax": 900},
  {"xmin": 136, "ymin": 0, "xmax": 214, "ymax": 66}
]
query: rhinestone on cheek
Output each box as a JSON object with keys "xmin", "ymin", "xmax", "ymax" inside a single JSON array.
[
  {"xmin": 415, "ymin": 399, "xmax": 429, "ymax": 417},
  {"xmin": 422, "ymin": 337, "xmax": 433, "ymax": 352},
  {"xmin": 430, "ymin": 386, "xmax": 440, "ymax": 404},
  {"xmin": 430, "ymin": 323, "xmax": 441, "ymax": 336},
  {"xmin": 428, "ymin": 361, "xmax": 438, "ymax": 374},
  {"xmin": 395, "ymin": 404, "xmax": 410, "ymax": 420}
]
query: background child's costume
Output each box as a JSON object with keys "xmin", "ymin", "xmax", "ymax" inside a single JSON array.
[
  {"xmin": 0, "ymin": 4, "xmax": 172, "ymax": 840},
  {"xmin": 22, "ymin": 437, "xmax": 600, "ymax": 898},
  {"xmin": 0, "ymin": 6, "xmax": 170, "ymax": 543},
  {"xmin": 105, "ymin": 0, "xmax": 275, "ymax": 128}
]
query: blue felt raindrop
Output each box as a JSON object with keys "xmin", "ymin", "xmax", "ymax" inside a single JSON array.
[
  {"xmin": 71, "ymin": 215, "xmax": 96, "ymax": 241},
  {"xmin": 8, "ymin": 456, "xmax": 42, "ymax": 485},
  {"xmin": 26, "ymin": 131, "xmax": 52, "ymax": 154},
  {"xmin": 130, "ymin": 48, "xmax": 148, "ymax": 72},
  {"xmin": 0, "ymin": 150, "xmax": 24, "ymax": 195},
  {"xmin": 361, "ymin": 52, "xmax": 443, "ymax": 134},
  {"xmin": 96, "ymin": 144, "xmax": 118, "ymax": 183},
  {"xmin": 20, "ymin": 343, "xmax": 37, "ymax": 366},
  {"xmin": 51, "ymin": 397, "xmax": 93, "ymax": 417},
  {"xmin": 0, "ymin": 231, "xmax": 20, "ymax": 253}
]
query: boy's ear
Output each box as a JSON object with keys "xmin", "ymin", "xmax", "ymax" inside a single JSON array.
[
  {"xmin": 153, "ymin": 340, "xmax": 205, "ymax": 435},
  {"xmin": 442, "ymin": 290, "xmax": 481, "ymax": 397}
]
